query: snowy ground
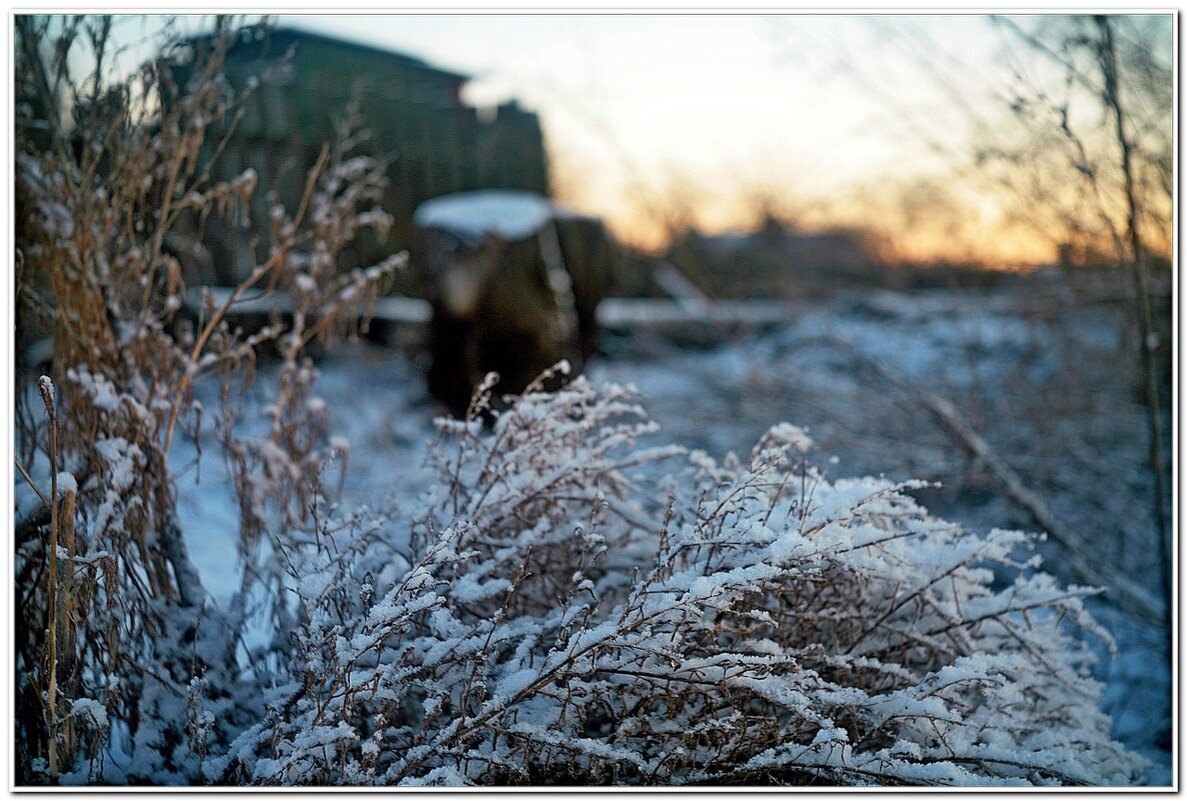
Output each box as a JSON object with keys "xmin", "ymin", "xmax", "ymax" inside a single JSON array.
[{"xmin": 172, "ymin": 281, "xmax": 1172, "ymax": 785}]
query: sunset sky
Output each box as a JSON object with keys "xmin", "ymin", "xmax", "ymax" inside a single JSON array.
[
  {"xmin": 93, "ymin": 13, "xmax": 1174, "ymax": 267},
  {"xmin": 282, "ymin": 15, "xmax": 1012, "ymax": 255},
  {"xmin": 278, "ymin": 16, "xmax": 977, "ymax": 182}
]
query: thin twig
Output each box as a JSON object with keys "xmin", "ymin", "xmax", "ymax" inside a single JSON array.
[{"xmin": 15, "ymin": 458, "xmax": 50, "ymax": 508}]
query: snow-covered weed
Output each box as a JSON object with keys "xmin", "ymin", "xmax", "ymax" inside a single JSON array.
[
  {"xmin": 14, "ymin": 17, "xmax": 398, "ymax": 783},
  {"xmin": 210, "ymin": 377, "xmax": 1144, "ymax": 787}
]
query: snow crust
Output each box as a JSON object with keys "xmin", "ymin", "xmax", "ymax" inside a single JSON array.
[{"xmin": 413, "ymin": 190, "xmax": 559, "ymax": 246}]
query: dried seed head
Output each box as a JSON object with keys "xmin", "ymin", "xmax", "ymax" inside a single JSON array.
[{"xmin": 38, "ymin": 375, "xmax": 56, "ymax": 418}]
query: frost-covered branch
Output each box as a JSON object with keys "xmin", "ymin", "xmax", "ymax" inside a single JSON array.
[{"xmin": 210, "ymin": 377, "xmax": 1144, "ymax": 787}]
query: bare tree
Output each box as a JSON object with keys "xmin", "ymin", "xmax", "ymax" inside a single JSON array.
[{"xmin": 982, "ymin": 14, "xmax": 1171, "ymax": 623}]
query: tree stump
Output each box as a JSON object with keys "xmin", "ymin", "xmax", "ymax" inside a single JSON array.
[{"xmin": 412, "ymin": 191, "xmax": 615, "ymax": 417}]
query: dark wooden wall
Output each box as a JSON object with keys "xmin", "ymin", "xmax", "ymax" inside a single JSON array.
[{"xmin": 183, "ymin": 27, "xmax": 550, "ymax": 289}]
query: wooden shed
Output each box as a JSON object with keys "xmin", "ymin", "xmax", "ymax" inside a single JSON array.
[{"xmin": 177, "ymin": 26, "xmax": 550, "ymax": 287}]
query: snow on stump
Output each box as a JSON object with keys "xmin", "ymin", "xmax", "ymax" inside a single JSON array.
[{"xmin": 412, "ymin": 190, "xmax": 614, "ymax": 417}]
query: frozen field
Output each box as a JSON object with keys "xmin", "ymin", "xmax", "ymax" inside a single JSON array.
[{"xmin": 173, "ymin": 282, "xmax": 1172, "ymax": 783}]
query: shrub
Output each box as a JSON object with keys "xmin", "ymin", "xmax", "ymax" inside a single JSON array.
[{"xmin": 210, "ymin": 376, "xmax": 1144, "ymax": 787}]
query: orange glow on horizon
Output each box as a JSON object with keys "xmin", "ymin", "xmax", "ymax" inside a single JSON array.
[
  {"xmin": 274, "ymin": 14, "xmax": 1170, "ymax": 273},
  {"xmin": 555, "ymin": 189, "xmax": 1068, "ymax": 269}
]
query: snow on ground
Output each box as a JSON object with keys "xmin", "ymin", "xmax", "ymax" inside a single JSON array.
[
  {"xmin": 171, "ymin": 283, "xmax": 1171, "ymax": 784},
  {"xmin": 173, "ymin": 346, "xmax": 436, "ymax": 605}
]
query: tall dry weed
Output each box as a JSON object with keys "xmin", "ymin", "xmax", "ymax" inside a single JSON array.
[{"xmin": 14, "ymin": 16, "xmax": 399, "ymax": 782}]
